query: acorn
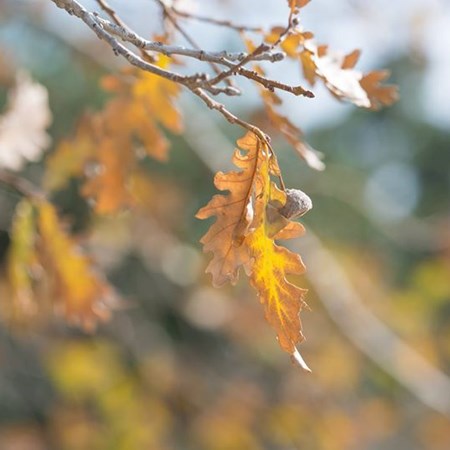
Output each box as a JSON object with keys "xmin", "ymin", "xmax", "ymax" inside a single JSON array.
[{"xmin": 278, "ymin": 188, "xmax": 312, "ymax": 219}]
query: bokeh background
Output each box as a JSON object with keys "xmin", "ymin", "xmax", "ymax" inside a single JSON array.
[{"xmin": 0, "ymin": 0, "xmax": 449, "ymax": 449}]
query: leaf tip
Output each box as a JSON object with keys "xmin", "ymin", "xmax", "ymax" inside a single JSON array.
[{"xmin": 291, "ymin": 347, "xmax": 311, "ymax": 372}]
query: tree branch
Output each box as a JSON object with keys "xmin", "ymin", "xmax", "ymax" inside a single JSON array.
[
  {"xmin": 95, "ymin": 16, "xmax": 284, "ymax": 64},
  {"xmin": 172, "ymin": 7, "xmax": 263, "ymax": 33},
  {"xmin": 0, "ymin": 169, "xmax": 45, "ymax": 200}
]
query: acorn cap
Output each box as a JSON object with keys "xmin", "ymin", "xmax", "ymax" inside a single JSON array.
[{"xmin": 278, "ymin": 188, "xmax": 313, "ymax": 219}]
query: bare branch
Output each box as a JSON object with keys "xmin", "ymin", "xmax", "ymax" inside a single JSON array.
[
  {"xmin": 172, "ymin": 7, "xmax": 263, "ymax": 33},
  {"xmin": 50, "ymin": 0, "xmax": 207, "ymax": 87},
  {"xmin": 50, "ymin": 0, "xmax": 312, "ymax": 142},
  {"xmin": 0, "ymin": 168, "xmax": 45, "ymax": 200},
  {"xmin": 95, "ymin": 0, "xmax": 127, "ymax": 29},
  {"xmin": 153, "ymin": 0, "xmax": 228, "ymax": 84},
  {"xmin": 95, "ymin": 16, "xmax": 284, "ymax": 64}
]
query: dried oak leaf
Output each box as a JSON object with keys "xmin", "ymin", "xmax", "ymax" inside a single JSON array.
[
  {"xmin": 300, "ymin": 40, "xmax": 399, "ymax": 109},
  {"xmin": 197, "ymin": 133, "xmax": 310, "ymax": 369},
  {"xmin": 0, "ymin": 73, "xmax": 51, "ymax": 170},
  {"xmin": 46, "ymin": 57, "xmax": 182, "ymax": 213},
  {"xmin": 7, "ymin": 200, "xmax": 115, "ymax": 329},
  {"xmin": 246, "ymin": 147, "xmax": 310, "ymax": 370},
  {"xmin": 262, "ymin": 90, "xmax": 325, "ymax": 170},
  {"xmin": 196, "ymin": 133, "xmax": 262, "ymax": 287},
  {"xmin": 7, "ymin": 199, "xmax": 39, "ymax": 319},
  {"xmin": 37, "ymin": 200, "xmax": 113, "ymax": 329}
]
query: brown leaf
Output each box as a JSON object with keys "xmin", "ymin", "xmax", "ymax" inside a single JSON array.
[
  {"xmin": 360, "ymin": 70, "xmax": 399, "ymax": 110},
  {"xmin": 196, "ymin": 132, "xmax": 262, "ymax": 287}
]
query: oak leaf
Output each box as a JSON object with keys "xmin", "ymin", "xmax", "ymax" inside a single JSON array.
[
  {"xmin": 197, "ymin": 133, "xmax": 310, "ymax": 368},
  {"xmin": 300, "ymin": 40, "xmax": 399, "ymax": 109},
  {"xmin": 7, "ymin": 199, "xmax": 114, "ymax": 329},
  {"xmin": 7, "ymin": 199, "xmax": 39, "ymax": 319},
  {"xmin": 45, "ymin": 58, "xmax": 182, "ymax": 213},
  {"xmin": 37, "ymin": 200, "xmax": 113, "ymax": 328},
  {"xmin": 196, "ymin": 133, "xmax": 262, "ymax": 287}
]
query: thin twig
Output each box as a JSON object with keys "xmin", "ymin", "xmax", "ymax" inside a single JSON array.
[
  {"xmin": 95, "ymin": 16, "xmax": 284, "ymax": 64},
  {"xmin": 71, "ymin": 8, "xmax": 312, "ymax": 98},
  {"xmin": 95, "ymin": 0, "xmax": 156, "ymax": 62},
  {"xmin": 50, "ymin": 0, "xmax": 206, "ymax": 87},
  {"xmin": 95, "ymin": 0, "xmax": 126, "ymax": 28},
  {"xmin": 0, "ymin": 169, "xmax": 45, "ymax": 200},
  {"xmin": 154, "ymin": 0, "xmax": 228, "ymax": 84},
  {"xmin": 191, "ymin": 87, "xmax": 269, "ymax": 142},
  {"xmin": 172, "ymin": 7, "xmax": 263, "ymax": 33}
]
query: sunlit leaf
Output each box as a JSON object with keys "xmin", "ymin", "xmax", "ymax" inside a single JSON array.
[
  {"xmin": 196, "ymin": 133, "xmax": 262, "ymax": 286},
  {"xmin": 37, "ymin": 200, "xmax": 113, "ymax": 328},
  {"xmin": 198, "ymin": 133, "xmax": 310, "ymax": 367}
]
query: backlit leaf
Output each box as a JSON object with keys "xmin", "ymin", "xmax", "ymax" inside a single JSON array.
[
  {"xmin": 196, "ymin": 133, "xmax": 262, "ymax": 286},
  {"xmin": 46, "ymin": 58, "xmax": 182, "ymax": 213},
  {"xmin": 7, "ymin": 199, "xmax": 39, "ymax": 318},
  {"xmin": 37, "ymin": 200, "xmax": 113, "ymax": 328},
  {"xmin": 197, "ymin": 133, "xmax": 310, "ymax": 367},
  {"xmin": 300, "ymin": 40, "xmax": 398, "ymax": 109}
]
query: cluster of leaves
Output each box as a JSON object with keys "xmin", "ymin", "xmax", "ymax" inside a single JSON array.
[
  {"xmin": 46, "ymin": 57, "xmax": 183, "ymax": 213},
  {"xmin": 7, "ymin": 198, "xmax": 113, "ymax": 328},
  {"xmin": 0, "ymin": 0, "xmax": 398, "ymax": 366}
]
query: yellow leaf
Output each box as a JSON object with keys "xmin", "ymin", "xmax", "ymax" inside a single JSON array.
[
  {"xmin": 198, "ymin": 133, "xmax": 310, "ymax": 367},
  {"xmin": 47, "ymin": 58, "xmax": 183, "ymax": 214},
  {"xmin": 7, "ymin": 199, "xmax": 38, "ymax": 317},
  {"xmin": 44, "ymin": 117, "xmax": 95, "ymax": 191},
  {"xmin": 132, "ymin": 70, "xmax": 183, "ymax": 134},
  {"xmin": 37, "ymin": 200, "xmax": 112, "ymax": 328},
  {"xmin": 246, "ymin": 150, "xmax": 309, "ymax": 368}
]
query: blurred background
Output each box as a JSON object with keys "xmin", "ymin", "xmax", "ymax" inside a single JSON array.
[{"xmin": 0, "ymin": 0, "xmax": 449, "ymax": 449}]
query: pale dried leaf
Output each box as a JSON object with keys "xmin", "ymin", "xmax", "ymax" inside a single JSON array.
[{"xmin": 0, "ymin": 73, "xmax": 51, "ymax": 170}]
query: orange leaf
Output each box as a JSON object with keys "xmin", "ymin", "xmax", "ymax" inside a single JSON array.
[
  {"xmin": 246, "ymin": 150, "xmax": 310, "ymax": 369},
  {"xmin": 288, "ymin": 0, "xmax": 311, "ymax": 13},
  {"xmin": 37, "ymin": 200, "xmax": 112, "ymax": 328},
  {"xmin": 44, "ymin": 116, "xmax": 95, "ymax": 191},
  {"xmin": 46, "ymin": 58, "xmax": 183, "ymax": 214},
  {"xmin": 196, "ymin": 132, "xmax": 262, "ymax": 286},
  {"xmin": 360, "ymin": 70, "xmax": 399, "ymax": 110},
  {"xmin": 198, "ymin": 133, "xmax": 311, "ymax": 368}
]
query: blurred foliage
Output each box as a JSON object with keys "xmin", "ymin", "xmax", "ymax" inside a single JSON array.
[{"xmin": 0, "ymin": 2, "xmax": 449, "ymax": 450}]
